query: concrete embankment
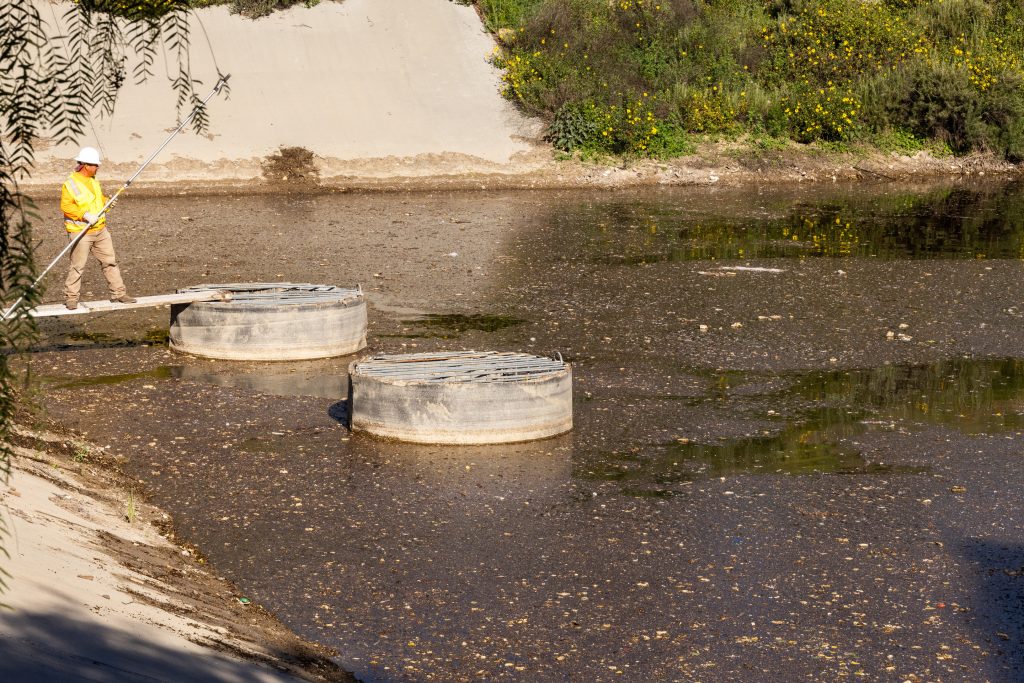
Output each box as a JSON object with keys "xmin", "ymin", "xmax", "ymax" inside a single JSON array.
[{"xmin": 30, "ymin": 0, "xmax": 546, "ymax": 189}]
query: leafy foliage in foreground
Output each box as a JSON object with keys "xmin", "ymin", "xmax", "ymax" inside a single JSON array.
[
  {"xmin": 1, "ymin": 0, "xmax": 219, "ymax": 484},
  {"xmin": 482, "ymin": 0, "xmax": 1024, "ymax": 160}
]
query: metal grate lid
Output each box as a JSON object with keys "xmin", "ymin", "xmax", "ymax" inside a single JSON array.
[
  {"xmin": 353, "ymin": 351, "xmax": 568, "ymax": 384},
  {"xmin": 178, "ymin": 283, "xmax": 361, "ymax": 306}
]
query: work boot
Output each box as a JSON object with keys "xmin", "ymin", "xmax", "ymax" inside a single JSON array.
[
  {"xmin": 65, "ymin": 299, "xmax": 78, "ymax": 310},
  {"xmin": 110, "ymin": 294, "xmax": 137, "ymax": 304}
]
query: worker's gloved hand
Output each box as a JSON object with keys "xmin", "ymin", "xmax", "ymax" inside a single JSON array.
[{"xmin": 83, "ymin": 212, "xmax": 99, "ymax": 224}]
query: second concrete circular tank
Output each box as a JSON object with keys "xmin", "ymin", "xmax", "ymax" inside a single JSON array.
[{"xmin": 349, "ymin": 350, "xmax": 572, "ymax": 444}]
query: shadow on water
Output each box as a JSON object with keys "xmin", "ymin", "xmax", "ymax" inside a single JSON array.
[
  {"xmin": 580, "ymin": 357, "xmax": 1024, "ymax": 496},
  {"xmin": 41, "ymin": 365, "xmax": 348, "ymax": 399},
  {"xmin": 66, "ymin": 329, "xmax": 169, "ymax": 345},
  {"xmin": 387, "ymin": 313, "xmax": 526, "ymax": 339},
  {"xmin": 568, "ymin": 181, "xmax": 1024, "ymax": 262},
  {"xmin": 328, "ymin": 399, "xmax": 349, "ymax": 427},
  {"xmin": 44, "ymin": 365, "xmax": 179, "ymax": 389},
  {"xmin": 17, "ymin": 328, "xmax": 172, "ymax": 354},
  {"xmin": 172, "ymin": 367, "xmax": 348, "ymax": 400},
  {"xmin": 953, "ymin": 538, "xmax": 1024, "ymax": 681}
]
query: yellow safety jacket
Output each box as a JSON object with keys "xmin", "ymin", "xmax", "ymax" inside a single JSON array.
[{"xmin": 61, "ymin": 171, "xmax": 107, "ymax": 234}]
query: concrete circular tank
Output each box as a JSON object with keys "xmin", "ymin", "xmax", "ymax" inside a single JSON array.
[
  {"xmin": 169, "ymin": 283, "xmax": 366, "ymax": 360},
  {"xmin": 349, "ymin": 351, "xmax": 572, "ymax": 444}
]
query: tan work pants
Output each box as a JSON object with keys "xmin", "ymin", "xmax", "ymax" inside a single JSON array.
[{"xmin": 63, "ymin": 228, "xmax": 126, "ymax": 302}]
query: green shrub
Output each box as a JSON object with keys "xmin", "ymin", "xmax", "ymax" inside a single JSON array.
[
  {"xmin": 669, "ymin": 84, "xmax": 737, "ymax": 134},
  {"xmin": 547, "ymin": 93, "xmax": 695, "ymax": 157},
  {"xmin": 743, "ymin": 84, "xmax": 789, "ymax": 136},
  {"xmin": 751, "ymin": 134, "xmax": 789, "ymax": 152},
  {"xmin": 474, "ymin": 0, "xmax": 547, "ymax": 32},
  {"xmin": 646, "ymin": 118, "xmax": 696, "ymax": 158},
  {"xmin": 869, "ymin": 128, "xmax": 926, "ymax": 154},
  {"xmin": 912, "ymin": 0, "xmax": 992, "ymax": 46},
  {"xmin": 871, "ymin": 60, "xmax": 1024, "ymax": 156},
  {"xmin": 782, "ymin": 83, "xmax": 860, "ymax": 142},
  {"xmin": 882, "ymin": 62, "xmax": 981, "ymax": 153},
  {"xmin": 592, "ymin": 94, "xmax": 662, "ymax": 155},
  {"xmin": 483, "ymin": 0, "xmax": 1024, "ymax": 159},
  {"xmin": 984, "ymin": 74, "xmax": 1024, "ymax": 162},
  {"xmin": 548, "ymin": 101, "xmax": 603, "ymax": 151},
  {"xmin": 761, "ymin": 0, "xmax": 921, "ymax": 85}
]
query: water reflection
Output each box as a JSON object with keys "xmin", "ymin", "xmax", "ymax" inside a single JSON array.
[
  {"xmin": 44, "ymin": 365, "xmax": 347, "ymax": 399},
  {"xmin": 171, "ymin": 366, "xmax": 347, "ymax": 399},
  {"xmin": 362, "ymin": 437, "xmax": 575, "ymax": 501},
  {"xmin": 388, "ymin": 313, "xmax": 527, "ymax": 339},
  {"xmin": 580, "ymin": 357, "xmax": 1024, "ymax": 495},
  {"xmin": 790, "ymin": 357, "xmax": 1024, "ymax": 433},
  {"xmin": 56, "ymin": 328, "xmax": 169, "ymax": 348},
  {"xmin": 570, "ymin": 182, "xmax": 1024, "ymax": 261}
]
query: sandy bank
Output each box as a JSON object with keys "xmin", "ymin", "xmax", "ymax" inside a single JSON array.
[{"xmin": 1, "ymin": 423, "xmax": 355, "ymax": 682}]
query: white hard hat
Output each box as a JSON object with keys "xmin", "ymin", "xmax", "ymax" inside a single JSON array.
[{"xmin": 75, "ymin": 146, "xmax": 101, "ymax": 165}]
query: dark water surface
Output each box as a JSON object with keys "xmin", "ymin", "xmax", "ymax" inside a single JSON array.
[
  {"xmin": 578, "ymin": 179, "xmax": 1024, "ymax": 261},
  {"xmin": 30, "ymin": 179, "xmax": 1024, "ymax": 682}
]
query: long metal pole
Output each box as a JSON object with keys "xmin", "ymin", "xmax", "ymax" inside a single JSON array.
[{"xmin": 1, "ymin": 74, "xmax": 231, "ymax": 321}]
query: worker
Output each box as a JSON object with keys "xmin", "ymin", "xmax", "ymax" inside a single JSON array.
[{"xmin": 61, "ymin": 146, "xmax": 136, "ymax": 310}]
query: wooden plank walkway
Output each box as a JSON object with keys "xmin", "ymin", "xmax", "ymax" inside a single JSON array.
[{"xmin": 29, "ymin": 289, "xmax": 229, "ymax": 318}]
